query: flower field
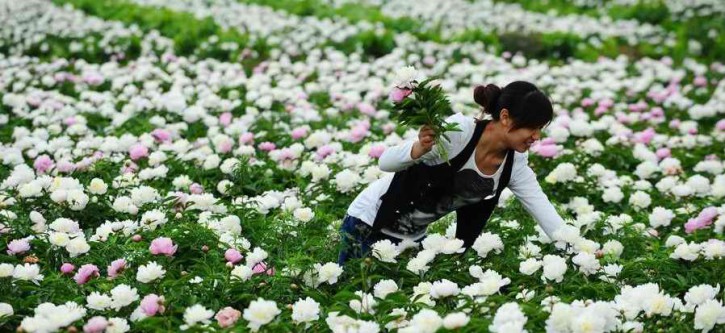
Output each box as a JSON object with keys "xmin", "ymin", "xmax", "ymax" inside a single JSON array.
[{"xmin": 1, "ymin": 0, "xmax": 725, "ymax": 332}]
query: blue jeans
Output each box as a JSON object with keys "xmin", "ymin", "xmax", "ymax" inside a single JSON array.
[{"xmin": 337, "ymin": 214, "xmax": 411, "ymax": 265}]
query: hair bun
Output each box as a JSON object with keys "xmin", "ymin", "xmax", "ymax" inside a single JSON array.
[{"xmin": 473, "ymin": 84, "xmax": 502, "ymax": 115}]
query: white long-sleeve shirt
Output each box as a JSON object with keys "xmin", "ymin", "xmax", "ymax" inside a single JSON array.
[{"xmin": 347, "ymin": 113, "xmax": 565, "ymax": 240}]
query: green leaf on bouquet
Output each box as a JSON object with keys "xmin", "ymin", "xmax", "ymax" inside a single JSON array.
[{"xmin": 391, "ymin": 76, "xmax": 462, "ymax": 163}]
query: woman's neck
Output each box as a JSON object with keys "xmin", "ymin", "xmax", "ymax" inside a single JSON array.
[{"xmin": 477, "ymin": 120, "xmax": 509, "ymax": 159}]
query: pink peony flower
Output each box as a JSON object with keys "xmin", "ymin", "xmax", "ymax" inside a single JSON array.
[
  {"xmin": 535, "ymin": 144, "xmax": 559, "ymax": 158},
  {"xmin": 633, "ymin": 128, "xmax": 656, "ymax": 145},
  {"xmin": 7, "ymin": 238, "xmax": 30, "ymax": 255},
  {"xmin": 129, "ymin": 144, "xmax": 149, "ymax": 160},
  {"xmin": 368, "ymin": 145, "xmax": 386, "ymax": 159},
  {"xmin": 83, "ymin": 316, "xmax": 108, "ymax": 333},
  {"xmin": 151, "ymin": 129, "xmax": 171, "ymax": 143},
  {"xmin": 131, "ymin": 234, "xmax": 142, "ymax": 242},
  {"xmin": 685, "ymin": 207, "xmax": 719, "ymax": 233},
  {"xmin": 581, "ymin": 98, "xmax": 595, "ymax": 107},
  {"xmin": 33, "ymin": 155, "xmax": 54, "ymax": 173},
  {"xmin": 219, "ymin": 112, "xmax": 233, "ymax": 127},
  {"xmin": 669, "ymin": 119, "xmax": 681, "ymax": 129},
  {"xmin": 315, "ymin": 145, "xmax": 336, "ymax": 160},
  {"xmin": 218, "ymin": 140, "xmax": 233, "ymax": 154},
  {"xmin": 107, "ymin": 259, "xmax": 127, "ymax": 278},
  {"xmin": 60, "ymin": 263, "xmax": 75, "ymax": 275},
  {"xmin": 224, "ymin": 249, "xmax": 243, "ymax": 264},
  {"xmin": 140, "ymin": 294, "xmax": 165, "ymax": 316},
  {"xmin": 258, "ymin": 142, "xmax": 276, "ymax": 152},
  {"xmin": 389, "ymin": 87, "xmax": 412, "ymax": 103},
  {"xmin": 56, "ymin": 160, "xmax": 76, "ymax": 173},
  {"xmin": 693, "ymin": 76, "xmax": 708, "ymax": 87},
  {"xmin": 650, "ymin": 107, "xmax": 664, "ymax": 118},
  {"xmin": 64, "ymin": 117, "xmax": 78, "ymax": 126},
  {"xmin": 290, "ymin": 127, "xmax": 308, "ymax": 140},
  {"xmin": 349, "ymin": 125, "xmax": 369, "ymax": 143},
  {"xmin": 215, "ymin": 307, "xmax": 241, "ymax": 328},
  {"xmin": 655, "ymin": 148, "xmax": 671, "ymax": 160},
  {"xmin": 239, "ymin": 132, "xmax": 254, "ymax": 145},
  {"xmin": 73, "ymin": 264, "xmax": 100, "ymax": 285},
  {"xmin": 121, "ymin": 161, "xmax": 138, "ymax": 174},
  {"xmin": 190, "ymin": 183, "xmax": 204, "ymax": 194},
  {"xmin": 149, "ymin": 237, "xmax": 177, "ymax": 257},
  {"xmin": 382, "ymin": 123, "xmax": 396, "ymax": 135},
  {"xmin": 252, "ymin": 262, "xmax": 275, "ymax": 276},
  {"xmin": 357, "ymin": 103, "xmax": 376, "ymax": 116},
  {"xmin": 716, "ymin": 119, "xmax": 725, "ymax": 131},
  {"xmin": 83, "ymin": 72, "xmax": 104, "ymax": 86}
]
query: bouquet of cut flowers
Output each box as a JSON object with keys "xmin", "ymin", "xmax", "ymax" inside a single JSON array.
[{"xmin": 389, "ymin": 66, "xmax": 461, "ymax": 162}]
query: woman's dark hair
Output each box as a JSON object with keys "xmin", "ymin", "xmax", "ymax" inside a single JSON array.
[{"xmin": 473, "ymin": 81, "xmax": 553, "ymax": 130}]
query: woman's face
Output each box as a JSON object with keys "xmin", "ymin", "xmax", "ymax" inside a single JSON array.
[
  {"xmin": 507, "ymin": 126, "xmax": 543, "ymax": 153},
  {"xmin": 499, "ymin": 109, "xmax": 544, "ymax": 152}
]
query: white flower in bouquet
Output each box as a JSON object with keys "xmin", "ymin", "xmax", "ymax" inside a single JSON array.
[{"xmin": 392, "ymin": 66, "xmax": 420, "ymax": 89}]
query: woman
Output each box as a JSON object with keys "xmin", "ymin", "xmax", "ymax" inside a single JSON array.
[{"xmin": 338, "ymin": 81, "xmax": 566, "ymax": 265}]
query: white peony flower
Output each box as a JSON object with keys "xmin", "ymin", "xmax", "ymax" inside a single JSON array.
[
  {"xmin": 0, "ymin": 303, "xmax": 13, "ymax": 318},
  {"xmin": 649, "ymin": 207, "xmax": 675, "ymax": 228},
  {"xmin": 314, "ymin": 262, "xmax": 343, "ymax": 286},
  {"xmin": 519, "ymin": 258, "xmax": 543, "ymax": 275},
  {"xmin": 490, "ymin": 302, "xmax": 527, "ymax": 333},
  {"xmin": 373, "ymin": 279, "xmax": 399, "ymax": 299},
  {"xmin": 371, "ymin": 239, "xmax": 400, "ymax": 263},
  {"xmin": 88, "ymin": 178, "xmax": 108, "ymax": 195},
  {"xmin": 471, "ymin": 232, "xmax": 504, "ymax": 258},
  {"xmin": 136, "ymin": 262, "xmax": 166, "ymax": 283},
  {"xmin": 542, "ymin": 255, "xmax": 568, "ymax": 283},
  {"xmin": 182, "ymin": 304, "xmax": 214, "ymax": 329},
  {"xmin": 110, "ymin": 284, "xmax": 139, "ymax": 310},
  {"xmin": 693, "ymin": 299, "xmax": 725, "ymax": 333},
  {"xmin": 86, "ymin": 292, "xmax": 113, "ymax": 311},
  {"xmin": 291, "ymin": 297, "xmax": 320, "ymax": 324},
  {"xmin": 243, "ymin": 298, "xmax": 280, "ymax": 332},
  {"xmin": 293, "ymin": 207, "xmax": 314, "ymax": 223},
  {"xmin": 429, "ymin": 279, "xmax": 459, "ymax": 299},
  {"xmin": 231, "ymin": 265, "xmax": 253, "ymax": 281}
]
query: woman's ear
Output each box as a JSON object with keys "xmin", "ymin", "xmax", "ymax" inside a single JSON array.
[{"xmin": 499, "ymin": 108, "xmax": 511, "ymax": 128}]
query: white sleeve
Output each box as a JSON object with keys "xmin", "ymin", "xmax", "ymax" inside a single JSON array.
[
  {"xmin": 507, "ymin": 152, "xmax": 565, "ymax": 239},
  {"xmin": 378, "ymin": 138, "xmax": 437, "ymax": 172},
  {"xmin": 378, "ymin": 113, "xmax": 471, "ymax": 172}
]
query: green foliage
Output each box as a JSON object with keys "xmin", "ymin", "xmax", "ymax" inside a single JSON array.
[{"xmin": 391, "ymin": 77, "xmax": 462, "ymax": 162}]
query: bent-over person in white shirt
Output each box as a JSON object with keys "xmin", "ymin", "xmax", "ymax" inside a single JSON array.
[{"xmin": 338, "ymin": 81, "xmax": 566, "ymax": 265}]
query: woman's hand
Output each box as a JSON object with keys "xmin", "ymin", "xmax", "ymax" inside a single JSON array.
[{"xmin": 411, "ymin": 125, "xmax": 436, "ymax": 159}]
